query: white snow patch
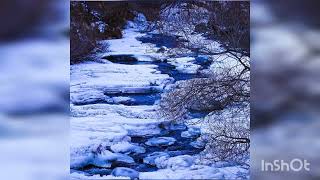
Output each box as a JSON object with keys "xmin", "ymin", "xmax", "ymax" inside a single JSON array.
[
  {"xmin": 167, "ymin": 57, "xmax": 201, "ymax": 74},
  {"xmin": 110, "ymin": 141, "xmax": 145, "ymax": 154},
  {"xmin": 71, "ymin": 172, "xmax": 129, "ymax": 180},
  {"xmin": 145, "ymin": 137, "xmax": 176, "ymax": 146}
]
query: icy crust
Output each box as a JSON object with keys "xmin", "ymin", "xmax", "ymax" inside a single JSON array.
[
  {"xmin": 71, "ymin": 62, "xmax": 173, "ymax": 105},
  {"xmin": 70, "ymin": 104, "xmax": 163, "ymax": 146}
]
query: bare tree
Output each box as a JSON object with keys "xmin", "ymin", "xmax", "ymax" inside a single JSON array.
[{"xmin": 158, "ymin": 1, "xmax": 250, "ymax": 164}]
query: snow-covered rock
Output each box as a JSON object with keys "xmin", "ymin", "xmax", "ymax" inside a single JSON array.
[
  {"xmin": 167, "ymin": 57, "xmax": 201, "ymax": 74},
  {"xmin": 139, "ymin": 165, "xmax": 223, "ymax": 179},
  {"xmin": 111, "ymin": 96, "xmax": 134, "ymax": 104},
  {"xmin": 111, "ymin": 167, "xmax": 139, "ymax": 180},
  {"xmin": 168, "ymin": 123, "xmax": 187, "ymax": 131},
  {"xmin": 111, "ymin": 142, "xmax": 145, "ymax": 154},
  {"xmin": 190, "ymin": 140, "xmax": 206, "ymax": 149},
  {"xmin": 71, "ymin": 172, "xmax": 130, "ymax": 180},
  {"xmin": 181, "ymin": 127, "xmax": 201, "ymax": 138},
  {"xmin": 156, "ymin": 155, "xmax": 195, "ymax": 170},
  {"xmin": 143, "ymin": 152, "xmax": 170, "ymax": 166},
  {"xmin": 71, "ymin": 89, "xmax": 111, "ymax": 105},
  {"xmin": 145, "ymin": 137, "xmax": 176, "ymax": 146},
  {"xmin": 71, "ymin": 150, "xmax": 134, "ymax": 169}
]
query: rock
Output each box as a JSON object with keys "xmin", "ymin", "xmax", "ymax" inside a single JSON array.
[
  {"xmin": 145, "ymin": 137, "xmax": 176, "ymax": 146},
  {"xmin": 111, "ymin": 167, "xmax": 139, "ymax": 179},
  {"xmin": 181, "ymin": 127, "xmax": 201, "ymax": 138},
  {"xmin": 143, "ymin": 152, "xmax": 170, "ymax": 166}
]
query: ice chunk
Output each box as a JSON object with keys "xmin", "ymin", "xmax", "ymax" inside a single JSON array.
[
  {"xmin": 112, "ymin": 96, "xmax": 134, "ymax": 104},
  {"xmin": 181, "ymin": 127, "xmax": 201, "ymax": 138},
  {"xmin": 143, "ymin": 152, "xmax": 170, "ymax": 166},
  {"xmin": 112, "ymin": 167, "xmax": 139, "ymax": 180},
  {"xmin": 190, "ymin": 140, "xmax": 206, "ymax": 149},
  {"xmin": 71, "ymin": 89, "xmax": 111, "ymax": 105},
  {"xmin": 71, "ymin": 150, "xmax": 134, "ymax": 169},
  {"xmin": 145, "ymin": 137, "xmax": 176, "ymax": 146},
  {"xmin": 168, "ymin": 123, "xmax": 187, "ymax": 131},
  {"xmin": 111, "ymin": 142, "xmax": 145, "ymax": 154}
]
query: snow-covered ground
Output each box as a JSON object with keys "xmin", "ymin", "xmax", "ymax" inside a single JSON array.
[{"xmin": 71, "ymin": 20, "xmax": 248, "ymax": 179}]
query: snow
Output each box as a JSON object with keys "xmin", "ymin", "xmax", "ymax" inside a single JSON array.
[
  {"xmin": 71, "ymin": 62, "xmax": 173, "ymax": 103},
  {"xmin": 145, "ymin": 137, "xmax": 176, "ymax": 146},
  {"xmin": 140, "ymin": 165, "xmax": 222, "ymax": 179},
  {"xmin": 99, "ymin": 28, "xmax": 164, "ymax": 60},
  {"xmin": 190, "ymin": 140, "xmax": 206, "ymax": 149},
  {"xmin": 156, "ymin": 155, "xmax": 195, "ymax": 170},
  {"xmin": 126, "ymin": 13, "xmax": 148, "ymax": 31},
  {"xmin": 71, "ymin": 149, "xmax": 134, "ymax": 169},
  {"xmin": 110, "ymin": 142, "xmax": 145, "ymax": 154},
  {"xmin": 70, "ymin": 103, "xmax": 167, "ymax": 169},
  {"xmin": 111, "ymin": 96, "xmax": 134, "ymax": 104},
  {"xmin": 111, "ymin": 167, "xmax": 139, "ymax": 179},
  {"xmin": 71, "ymin": 172, "xmax": 129, "ymax": 180},
  {"xmin": 167, "ymin": 123, "xmax": 187, "ymax": 131},
  {"xmin": 207, "ymin": 53, "xmax": 249, "ymax": 77},
  {"xmin": 181, "ymin": 127, "xmax": 201, "ymax": 138},
  {"xmin": 140, "ymin": 163, "xmax": 248, "ymax": 179},
  {"xmin": 143, "ymin": 152, "xmax": 170, "ymax": 166},
  {"xmin": 70, "ymin": 17, "xmax": 249, "ymax": 179},
  {"xmin": 71, "ymin": 89, "xmax": 111, "ymax": 105},
  {"xmin": 167, "ymin": 57, "xmax": 201, "ymax": 74}
]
